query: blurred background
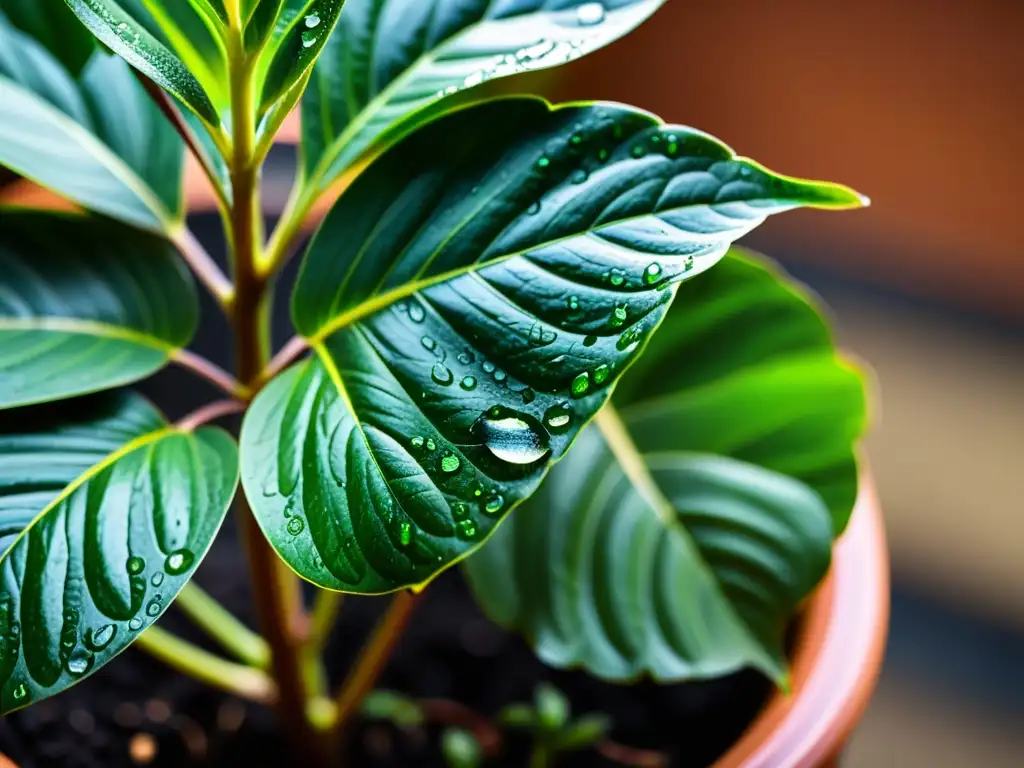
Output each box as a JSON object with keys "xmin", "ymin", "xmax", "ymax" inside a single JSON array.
[{"xmin": 537, "ymin": 0, "xmax": 1024, "ymax": 765}]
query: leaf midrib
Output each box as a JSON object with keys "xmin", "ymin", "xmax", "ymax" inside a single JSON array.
[{"xmin": 0, "ymin": 317, "xmax": 182, "ymax": 354}]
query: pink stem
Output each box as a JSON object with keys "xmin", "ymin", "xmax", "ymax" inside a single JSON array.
[
  {"xmin": 172, "ymin": 349, "xmax": 248, "ymax": 398},
  {"xmin": 171, "ymin": 227, "xmax": 235, "ymax": 308},
  {"xmin": 261, "ymin": 336, "xmax": 310, "ymax": 383},
  {"xmin": 176, "ymin": 399, "xmax": 248, "ymax": 432}
]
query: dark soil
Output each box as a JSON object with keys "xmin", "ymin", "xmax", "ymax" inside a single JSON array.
[{"xmin": 0, "ymin": 214, "xmax": 773, "ymax": 766}]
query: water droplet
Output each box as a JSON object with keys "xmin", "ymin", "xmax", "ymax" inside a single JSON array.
[
  {"xmin": 570, "ymin": 132, "xmax": 583, "ymax": 146},
  {"xmin": 145, "ymin": 598, "xmax": 162, "ymax": 618},
  {"xmin": 12, "ymin": 683, "xmax": 27, "ymax": 701},
  {"xmin": 472, "ymin": 484, "xmax": 483, "ymax": 497},
  {"xmin": 567, "ymin": 295, "xmax": 580, "ymax": 310},
  {"xmin": 631, "ymin": 144, "xmax": 646, "ymax": 158},
  {"xmin": 126, "ymin": 556, "xmax": 145, "ymax": 575},
  {"xmin": 484, "ymin": 495, "xmax": 505, "ymax": 515},
  {"xmin": 610, "ymin": 304, "xmax": 628, "ymax": 328},
  {"xmin": 460, "ymin": 376, "xmax": 477, "ymax": 391},
  {"xmin": 576, "ymin": 2, "xmax": 606, "ymax": 26},
  {"xmin": 521, "ymin": 388, "xmax": 536, "ymax": 404},
  {"xmin": 128, "ymin": 617, "xmax": 143, "ymax": 632},
  {"xmin": 426, "ymin": 438, "xmax": 437, "ymax": 452},
  {"xmin": 571, "ymin": 372, "xmax": 591, "ymax": 398},
  {"xmin": 456, "ymin": 519, "xmax": 478, "ymax": 540},
  {"xmin": 475, "ymin": 406, "xmax": 551, "ymax": 465},
  {"xmin": 685, "ymin": 254, "xmax": 695, "ymax": 271},
  {"xmin": 452, "ymin": 502, "xmax": 470, "ymax": 520},
  {"xmin": 593, "ymin": 363, "xmax": 611, "ymax": 384},
  {"xmin": 65, "ymin": 652, "xmax": 94, "ymax": 677},
  {"xmin": 609, "ymin": 271, "xmax": 625, "ymax": 287},
  {"xmin": 528, "ymin": 325, "xmax": 558, "ymax": 346},
  {"xmin": 526, "ymin": 201, "xmax": 541, "ymax": 215},
  {"xmin": 740, "ymin": 166, "xmax": 752, "ymax": 177},
  {"xmin": 571, "ymin": 169, "xmax": 588, "ymax": 184},
  {"xmin": 643, "ymin": 262, "xmax": 663, "ymax": 284},
  {"xmin": 666, "ymin": 137, "xmax": 679, "ymax": 157},
  {"xmin": 440, "ymin": 454, "xmax": 461, "ymax": 474},
  {"xmin": 421, "ymin": 336, "xmax": 436, "ymax": 351},
  {"xmin": 583, "ymin": 335, "xmax": 597, "ymax": 347},
  {"xmin": 116, "ymin": 22, "xmax": 136, "ymax": 45},
  {"xmin": 287, "ymin": 517, "xmax": 305, "ymax": 536},
  {"xmin": 85, "ymin": 624, "xmax": 116, "ymax": 652},
  {"xmin": 431, "ymin": 363, "xmax": 454, "ymax": 386},
  {"xmin": 301, "ymin": 29, "xmax": 318, "ymax": 48},
  {"xmin": 164, "ymin": 549, "xmax": 194, "ymax": 575},
  {"xmin": 408, "ymin": 304, "xmax": 425, "ymax": 323},
  {"xmin": 150, "ymin": 573, "xmax": 164, "ymax": 587},
  {"xmin": 457, "ymin": 351, "xmax": 475, "ymax": 365},
  {"xmin": 482, "ymin": 361, "xmax": 495, "ymax": 374},
  {"xmin": 411, "ymin": 436, "xmax": 425, "ymax": 450},
  {"xmin": 493, "ymin": 370, "xmax": 507, "ymax": 383},
  {"xmin": 304, "ymin": 13, "xmax": 321, "ymax": 28},
  {"xmin": 398, "ymin": 522, "xmax": 413, "ymax": 548},
  {"xmin": 536, "ymin": 156, "xmax": 551, "ymax": 169},
  {"xmin": 616, "ymin": 325, "xmax": 643, "ymax": 351},
  {"xmin": 544, "ymin": 403, "xmax": 574, "ymax": 433}
]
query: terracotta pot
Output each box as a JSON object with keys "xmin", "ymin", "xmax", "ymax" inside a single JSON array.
[{"xmin": 714, "ymin": 480, "xmax": 890, "ymax": 768}]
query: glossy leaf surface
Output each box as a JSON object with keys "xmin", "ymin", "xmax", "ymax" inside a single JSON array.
[
  {"xmin": 0, "ymin": 0, "xmax": 95, "ymax": 74},
  {"xmin": 0, "ymin": 212, "xmax": 198, "ymax": 409},
  {"xmin": 463, "ymin": 249, "xmax": 867, "ymax": 682},
  {"xmin": 64, "ymin": 0, "xmax": 219, "ymax": 123},
  {"xmin": 241, "ymin": 99, "xmax": 863, "ymax": 594},
  {"xmin": 0, "ymin": 392, "xmax": 238, "ymax": 713},
  {"xmin": 300, "ymin": 0, "xmax": 666, "ymax": 195},
  {"xmin": 0, "ymin": 14, "xmax": 185, "ymax": 232}
]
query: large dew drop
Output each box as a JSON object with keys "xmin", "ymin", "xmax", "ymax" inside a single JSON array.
[
  {"xmin": 164, "ymin": 549, "xmax": 194, "ymax": 575},
  {"xmin": 576, "ymin": 2, "xmax": 606, "ymax": 26},
  {"xmin": 474, "ymin": 406, "xmax": 550, "ymax": 465}
]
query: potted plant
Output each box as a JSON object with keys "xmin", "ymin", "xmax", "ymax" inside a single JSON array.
[{"xmin": 0, "ymin": 0, "xmax": 883, "ymax": 765}]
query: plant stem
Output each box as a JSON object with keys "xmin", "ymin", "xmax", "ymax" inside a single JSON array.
[
  {"xmin": 173, "ymin": 582, "xmax": 271, "ymax": 668},
  {"xmin": 169, "ymin": 226, "xmax": 234, "ymax": 309},
  {"xmin": 223, "ymin": 22, "xmax": 327, "ymax": 763},
  {"xmin": 332, "ymin": 591, "xmax": 420, "ymax": 728},
  {"xmin": 309, "ymin": 590, "xmax": 343, "ymax": 654},
  {"xmin": 260, "ymin": 335, "xmax": 310, "ymax": 383},
  {"xmin": 171, "ymin": 349, "xmax": 248, "ymax": 398},
  {"xmin": 176, "ymin": 399, "xmax": 248, "ymax": 432},
  {"xmin": 136, "ymin": 625, "xmax": 275, "ymax": 703}
]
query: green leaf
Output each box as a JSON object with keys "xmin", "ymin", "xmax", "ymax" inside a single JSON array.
[
  {"xmin": 0, "ymin": 211, "xmax": 198, "ymax": 409},
  {"xmin": 0, "ymin": 391, "xmax": 238, "ymax": 713},
  {"xmin": 0, "ymin": 0, "xmax": 95, "ymax": 74},
  {"xmin": 64, "ymin": 0, "xmax": 219, "ymax": 124},
  {"xmin": 463, "ymin": 250, "xmax": 867, "ymax": 684},
  {"xmin": 0, "ymin": 15, "xmax": 185, "ymax": 232},
  {"xmin": 555, "ymin": 714, "xmax": 611, "ymax": 751},
  {"xmin": 300, "ymin": 0, "xmax": 667, "ymax": 197},
  {"xmin": 256, "ymin": 0, "xmax": 345, "ymax": 115},
  {"xmin": 441, "ymin": 728, "xmax": 483, "ymax": 768},
  {"xmin": 241, "ymin": 97, "xmax": 864, "ymax": 595},
  {"xmin": 535, "ymin": 683, "xmax": 570, "ymax": 732}
]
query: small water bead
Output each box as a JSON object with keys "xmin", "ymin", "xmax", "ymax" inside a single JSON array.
[
  {"xmin": 583, "ymin": 335, "xmax": 597, "ymax": 347},
  {"xmin": 426, "ymin": 438, "xmax": 437, "ymax": 452},
  {"xmin": 164, "ymin": 549, "xmax": 194, "ymax": 575},
  {"xmin": 608, "ymin": 271, "xmax": 625, "ymax": 287},
  {"xmin": 65, "ymin": 652, "xmax": 94, "ymax": 677},
  {"xmin": 528, "ymin": 326, "xmax": 558, "ymax": 346},
  {"xmin": 475, "ymin": 406, "xmax": 551, "ymax": 465},
  {"xmin": 643, "ymin": 262, "xmax": 663, "ymax": 284},
  {"xmin": 452, "ymin": 502, "xmax": 471, "ymax": 521},
  {"xmin": 597, "ymin": 148, "xmax": 609, "ymax": 163},
  {"xmin": 571, "ymin": 372, "xmax": 590, "ymax": 398},
  {"xmin": 408, "ymin": 304, "xmax": 426, "ymax": 323},
  {"xmin": 145, "ymin": 598, "xmax": 162, "ymax": 618},
  {"xmin": 526, "ymin": 201, "xmax": 541, "ymax": 215},
  {"xmin": 456, "ymin": 519, "xmax": 478, "ymax": 540},
  {"xmin": 493, "ymin": 370, "xmax": 507, "ymax": 383},
  {"xmin": 151, "ymin": 572, "xmax": 164, "ymax": 587},
  {"xmin": 421, "ymin": 336, "xmax": 436, "ymax": 351},
  {"xmin": 301, "ymin": 29, "xmax": 318, "ymax": 48},
  {"xmin": 12, "ymin": 683, "xmax": 27, "ymax": 701},
  {"xmin": 570, "ymin": 132, "xmax": 583, "ymax": 146},
  {"xmin": 116, "ymin": 22, "xmax": 136, "ymax": 44},
  {"xmin": 576, "ymin": 2, "xmax": 606, "ymax": 26},
  {"xmin": 666, "ymin": 134, "xmax": 679, "ymax": 156},
  {"xmin": 482, "ymin": 361, "xmax": 496, "ymax": 374},
  {"xmin": 411, "ymin": 436, "xmax": 425, "ymax": 450},
  {"xmin": 126, "ymin": 556, "xmax": 145, "ymax": 576},
  {"xmin": 287, "ymin": 517, "xmax": 305, "ymax": 535},
  {"xmin": 631, "ymin": 144, "xmax": 647, "ymax": 158},
  {"xmin": 85, "ymin": 624, "xmax": 116, "ymax": 652},
  {"xmin": 570, "ymin": 169, "xmax": 588, "ymax": 184},
  {"xmin": 593, "ymin": 364, "xmax": 611, "ymax": 385},
  {"xmin": 566, "ymin": 295, "xmax": 579, "ymax": 311},
  {"xmin": 616, "ymin": 325, "xmax": 643, "ymax": 351},
  {"xmin": 458, "ymin": 351, "xmax": 475, "ymax": 365},
  {"xmin": 484, "ymin": 495, "xmax": 505, "ymax": 515},
  {"xmin": 431, "ymin": 363, "xmax": 454, "ymax": 386},
  {"xmin": 536, "ymin": 156, "xmax": 551, "ymax": 169},
  {"xmin": 544, "ymin": 403, "xmax": 573, "ymax": 433},
  {"xmin": 440, "ymin": 454, "xmax": 461, "ymax": 474},
  {"xmin": 305, "ymin": 14, "xmax": 321, "ymax": 27},
  {"xmin": 460, "ymin": 376, "xmax": 477, "ymax": 391},
  {"xmin": 521, "ymin": 388, "xmax": 536, "ymax": 404},
  {"xmin": 128, "ymin": 617, "xmax": 143, "ymax": 632},
  {"xmin": 610, "ymin": 304, "xmax": 628, "ymax": 328},
  {"xmin": 398, "ymin": 522, "xmax": 413, "ymax": 548}
]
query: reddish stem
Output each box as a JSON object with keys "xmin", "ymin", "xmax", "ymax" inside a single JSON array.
[
  {"xmin": 176, "ymin": 399, "xmax": 247, "ymax": 432},
  {"xmin": 172, "ymin": 349, "xmax": 248, "ymax": 398}
]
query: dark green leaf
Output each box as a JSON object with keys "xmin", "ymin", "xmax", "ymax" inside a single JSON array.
[
  {"xmin": 555, "ymin": 714, "xmax": 611, "ymax": 751},
  {"xmin": 463, "ymin": 249, "xmax": 866, "ymax": 684},
  {"xmin": 0, "ymin": 391, "xmax": 238, "ymax": 713},
  {"xmin": 0, "ymin": 0, "xmax": 95, "ymax": 74},
  {"xmin": 255, "ymin": 0, "xmax": 345, "ymax": 114},
  {"xmin": 0, "ymin": 15, "xmax": 185, "ymax": 231},
  {"xmin": 0, "ymin": 212, "xmax": 198, "ymax": 409},
  {"xmin": 64, "ymin": 0, "xmax": 219, "ymax": 124},
  {"xmin": 360, "ymin": 689, "xmax": 424, "ymax": 728},
  {"xmin": 441, "ymin": 728, "xmax": 482, "ymax": 768},
  {"xmin": 241, "ymin": 98, "xmax": 863, "ymax": 595},
  {"xmin": 300, "ymin": 0, "xmax": 667, "ymax": 196},
  {"xmin": 535, "ymin": 683, "xmax": 570, "ymax": 732}
]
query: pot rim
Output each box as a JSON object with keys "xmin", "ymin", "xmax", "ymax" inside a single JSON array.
[{"xmin": 713, "ymin": 477, "xmax": 889, "ymax": 768}]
